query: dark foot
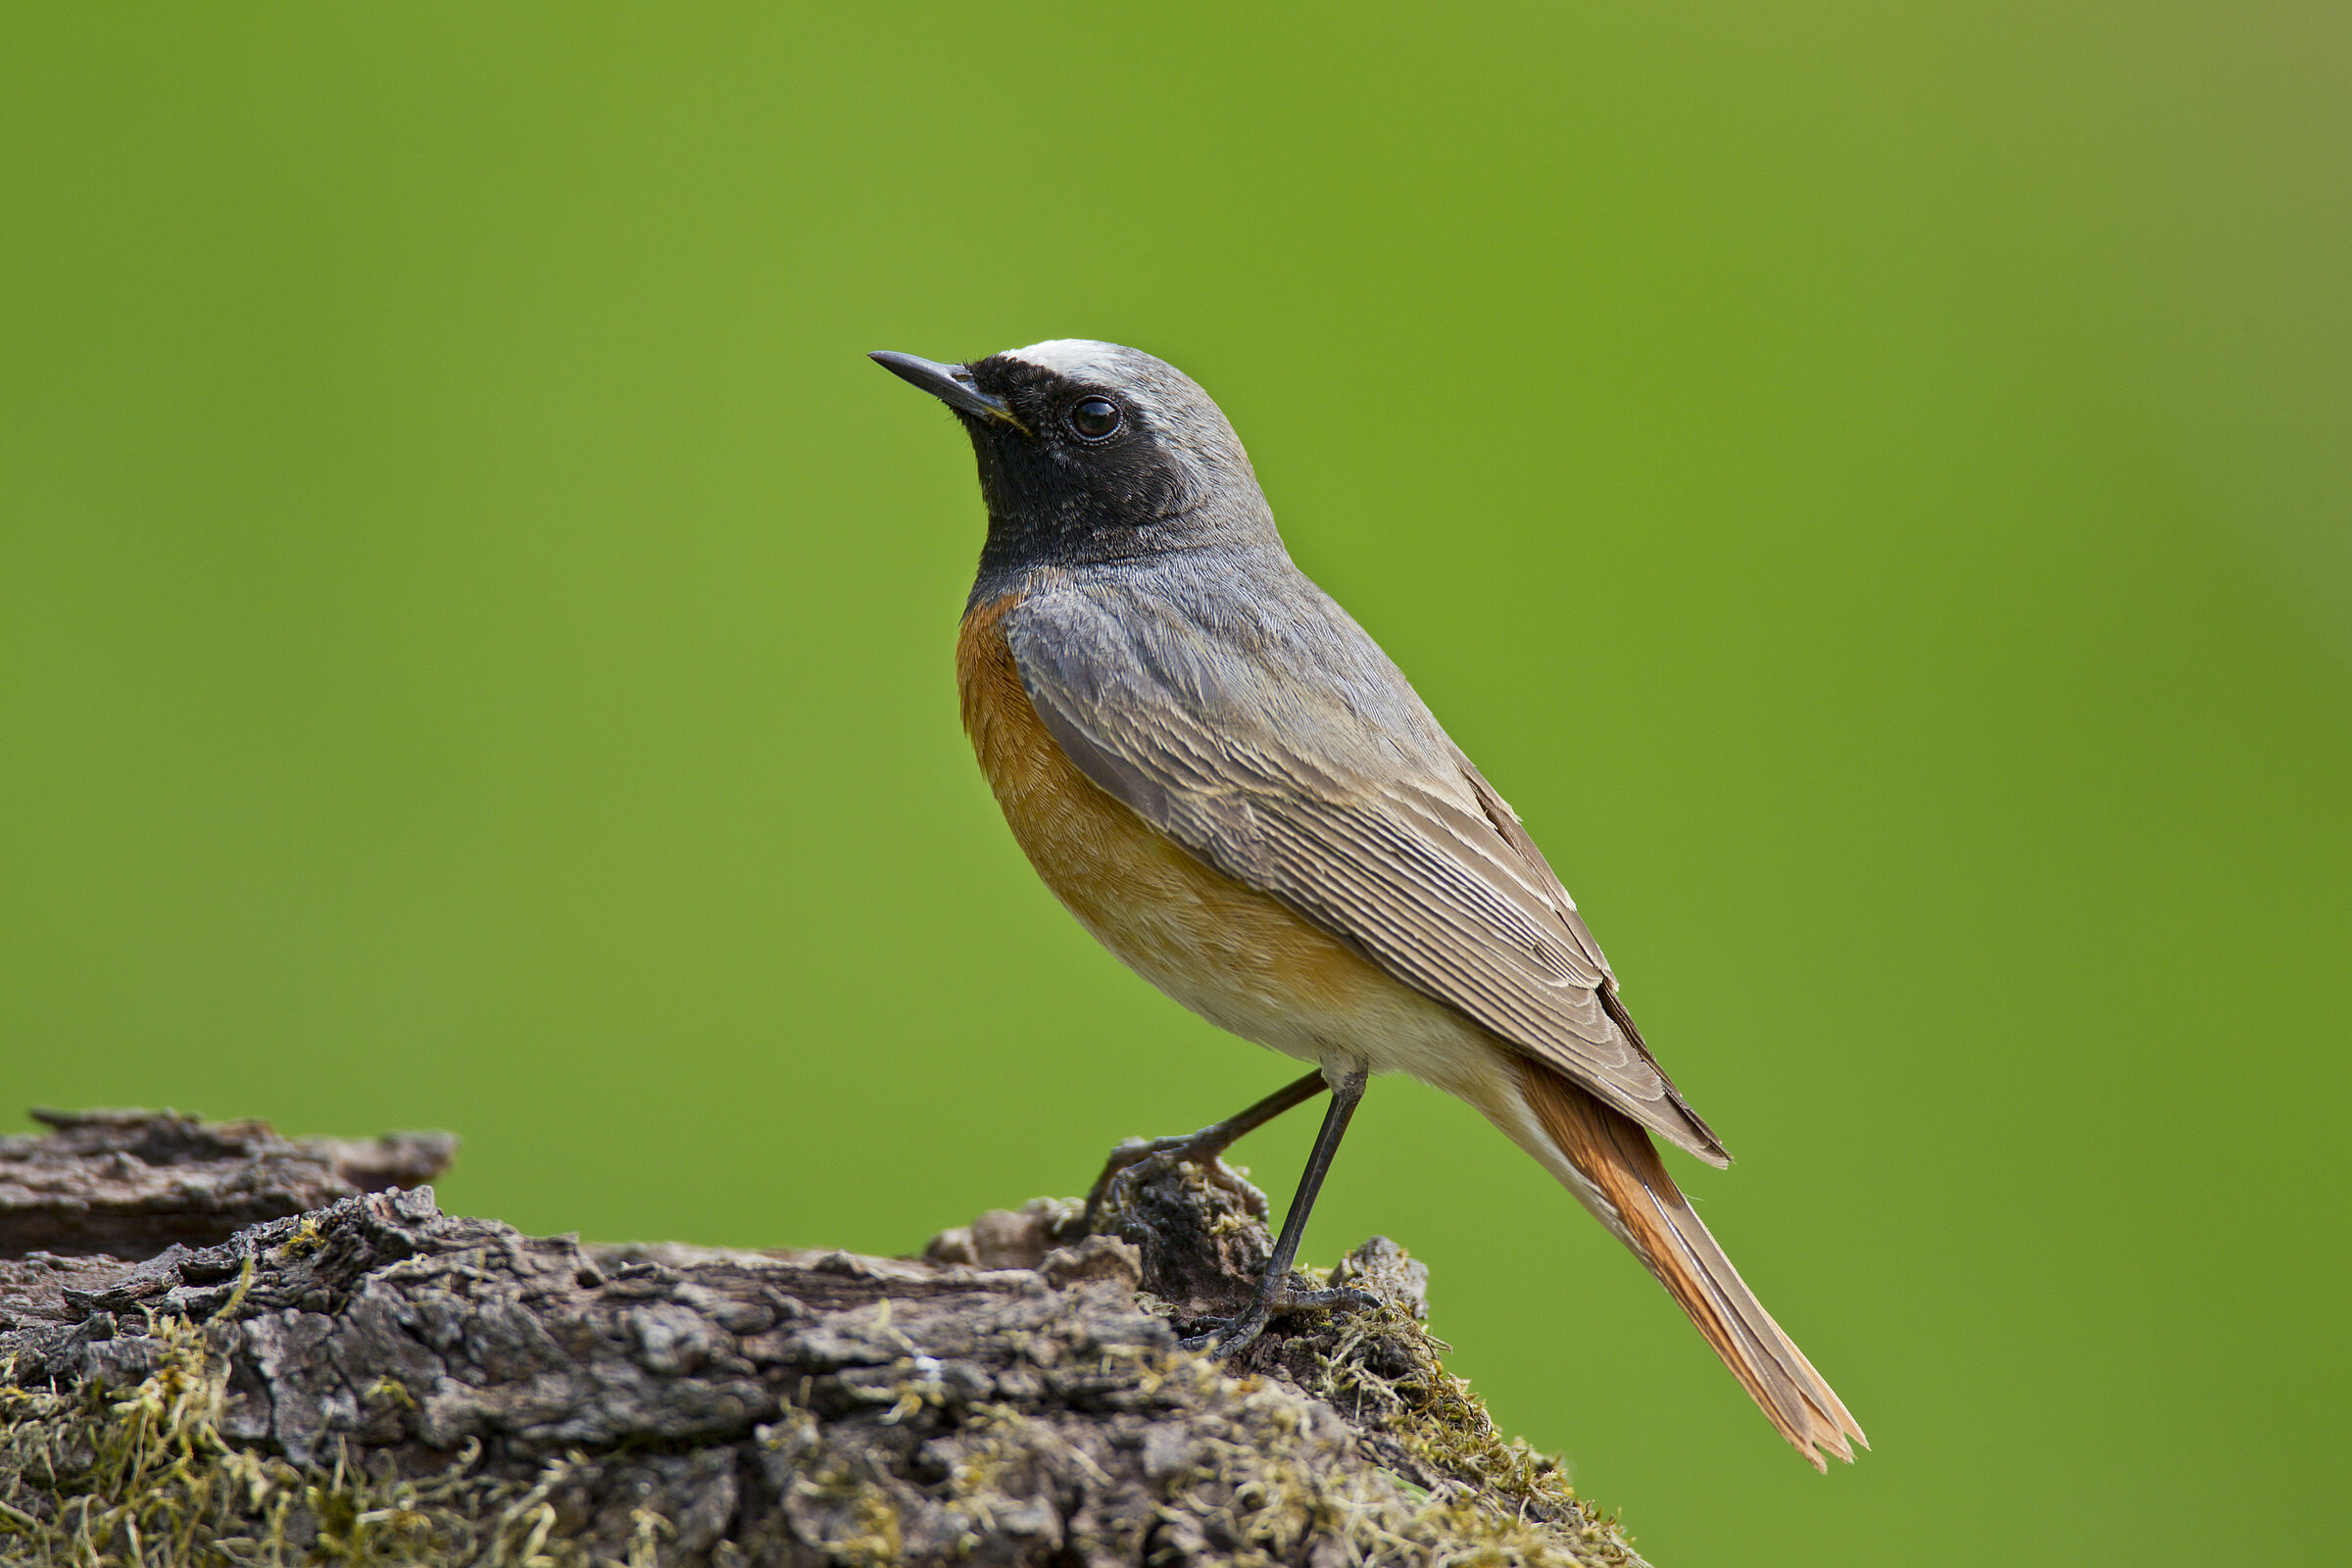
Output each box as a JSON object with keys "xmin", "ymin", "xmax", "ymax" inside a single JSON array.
[
  {"xmin": 1084, "ymin": 1131, "xmax": 1234, "ymax": 1231},
  {"xmin": 1178, "ymin": 1281, "xmax": 1382, "ymax": 1359},
  {"xmin": 1083, "ymin": 1071, "xmax": 1332, "ymax": 1233}
]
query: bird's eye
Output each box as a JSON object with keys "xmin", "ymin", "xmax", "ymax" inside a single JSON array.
[{"xmin": 1067, "ymin": 396, "xmax": 1122, "ymax": 440}]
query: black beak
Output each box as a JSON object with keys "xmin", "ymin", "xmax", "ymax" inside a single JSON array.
[{"xmin": 868, "ymin": 351, "xmax": 1026, "ymax": 430}]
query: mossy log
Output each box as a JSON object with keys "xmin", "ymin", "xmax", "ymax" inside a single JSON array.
[{"xmin": 0, "ymin": 1111, "xmax": 1644, "ymax": 1567}]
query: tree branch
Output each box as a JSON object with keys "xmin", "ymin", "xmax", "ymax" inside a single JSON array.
[{"xmin": 0, "ymin": 1110, "xmax": 1643, "ymax": 1567}]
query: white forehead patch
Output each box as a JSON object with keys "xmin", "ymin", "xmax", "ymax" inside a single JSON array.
[
  {"xmin": 1002, "ymin": 338, "xmax": 1136, "ymax": 385},
  {"xmin": 999, "ymin": 339, "xmax": 1202, "ymax": 430}
]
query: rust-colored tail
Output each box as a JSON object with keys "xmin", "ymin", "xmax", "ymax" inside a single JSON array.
[{"xmin": 1517, "ymin": 1059, "xmax": 1866, "ymax": 1470}]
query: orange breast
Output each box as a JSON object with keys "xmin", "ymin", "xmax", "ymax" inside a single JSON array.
[{"xmin": 956, "ymin": 591, "xmax": 1403, "ymax": 1054}]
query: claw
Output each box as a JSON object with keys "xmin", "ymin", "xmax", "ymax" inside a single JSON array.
[
  {"xmin": 1083, "ymin": 1131, "xmax": 1227, "ymax": 1231},
  {"xmin": 1081, "ymin": 1071, "xmax": 1332, "ymax": 1234},
  {"xmin": 1179, "ymin": 1282, "xmax": 1383, "ymax": 1358}
]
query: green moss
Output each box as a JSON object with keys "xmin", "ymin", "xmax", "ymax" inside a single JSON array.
[
  {"xmin": 1170, "ymin": 1336, "xmax": 1644, "ymax": 1568},
  {"xmin": 1, "ymin": 1219, "xmax": 1641, "ymax": 1567},
  {"xmin": 1308, "ymin": 1307, "xmax": 1643, "ymax": 1564},
  {"xmin": 0, "ymin": 1314, "xmax": 597, "ymax": 1567}
]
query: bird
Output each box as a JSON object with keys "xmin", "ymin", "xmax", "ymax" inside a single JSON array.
[{"xmin": 870, "ymin": 339, "xmax": 1865, "ymax": 1469}]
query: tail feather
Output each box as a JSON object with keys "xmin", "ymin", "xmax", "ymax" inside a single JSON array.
[{"xmin": 1516, "ymin": 1058, "xmax": 1866, "ymax": 1470}]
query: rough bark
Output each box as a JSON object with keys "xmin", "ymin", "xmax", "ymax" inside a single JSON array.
[
  {"xmin": 0, "ymin": 1106, "xmax": 457, "ymax": 1262},
  {"xmin": 0, "ymin": 1112, "xmax": 1643, "ymax": 1567}
]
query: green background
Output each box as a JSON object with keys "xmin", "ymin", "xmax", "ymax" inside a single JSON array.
[{"xmin": 6, "ymin": 6, "xmax": 2346, "ymax": 1563}]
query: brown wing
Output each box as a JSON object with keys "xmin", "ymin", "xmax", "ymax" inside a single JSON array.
[{"xmin": 1004, "ymin": 576, "xmax": 1726, "ymax": 1166}]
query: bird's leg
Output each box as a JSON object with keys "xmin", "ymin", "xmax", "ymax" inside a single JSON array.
[
  {"xmin": 1180, "ymin": 1065, "xmax": 1379, "ymax": 1358},
  {"xmin": 1083, "ymin": 1068, "xmax": 1329, "ymax": 1230}
]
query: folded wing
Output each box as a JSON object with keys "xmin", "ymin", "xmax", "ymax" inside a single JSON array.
[{"xmin": 1005, "ymin": 576, "xmax": 1726, "ymax": 1165}]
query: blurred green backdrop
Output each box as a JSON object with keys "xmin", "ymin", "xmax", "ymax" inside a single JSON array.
[{"xmin": 5, "ymin": 5, "xmax": 2346, "ymax": 1563}]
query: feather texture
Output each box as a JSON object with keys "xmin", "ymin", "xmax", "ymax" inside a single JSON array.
[
  {"xmin": 1516, "ymin": 1057, "xmax": 1866, "ymax": 1468},
  {"xmin": 1001, "ymin": 566, "xmax": 1726, "ymax": 1165}
]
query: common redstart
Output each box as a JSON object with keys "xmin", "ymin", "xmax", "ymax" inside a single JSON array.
[{"xmin": 871, "ymin": 340, "xmax": 1864, "ymax": 1468}]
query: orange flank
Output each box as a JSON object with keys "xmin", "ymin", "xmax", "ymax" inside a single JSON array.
[{"xmin": 958, "ymin": 593, "xmax": 1400, "ymax": 1032}]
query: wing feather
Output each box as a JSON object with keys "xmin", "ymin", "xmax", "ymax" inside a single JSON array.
[{"xmin": 1006, "ymin": 577, "xmax": 1727, "ymax": 1165}]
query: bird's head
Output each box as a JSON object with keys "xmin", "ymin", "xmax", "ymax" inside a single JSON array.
[{"xmin": 869, "ymin": 339, "xmax": 1274, "ymax": 576}]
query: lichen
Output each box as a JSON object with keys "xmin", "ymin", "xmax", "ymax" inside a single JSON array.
[
  {"xmin": 1305, "ymin": 1308, "xmax": 1643, "ymax": 1565},
  {"xmin": 0, "ymin": 1313, "xmax": 609, "ymax": 1566},
  {"xmin": 2, "ymin": 1296, "xmax": 1640, "ymax": 1567},
  {"xmin": 2, "ymin": 1155, "xmax": 1646, "ymax": 1567}
]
